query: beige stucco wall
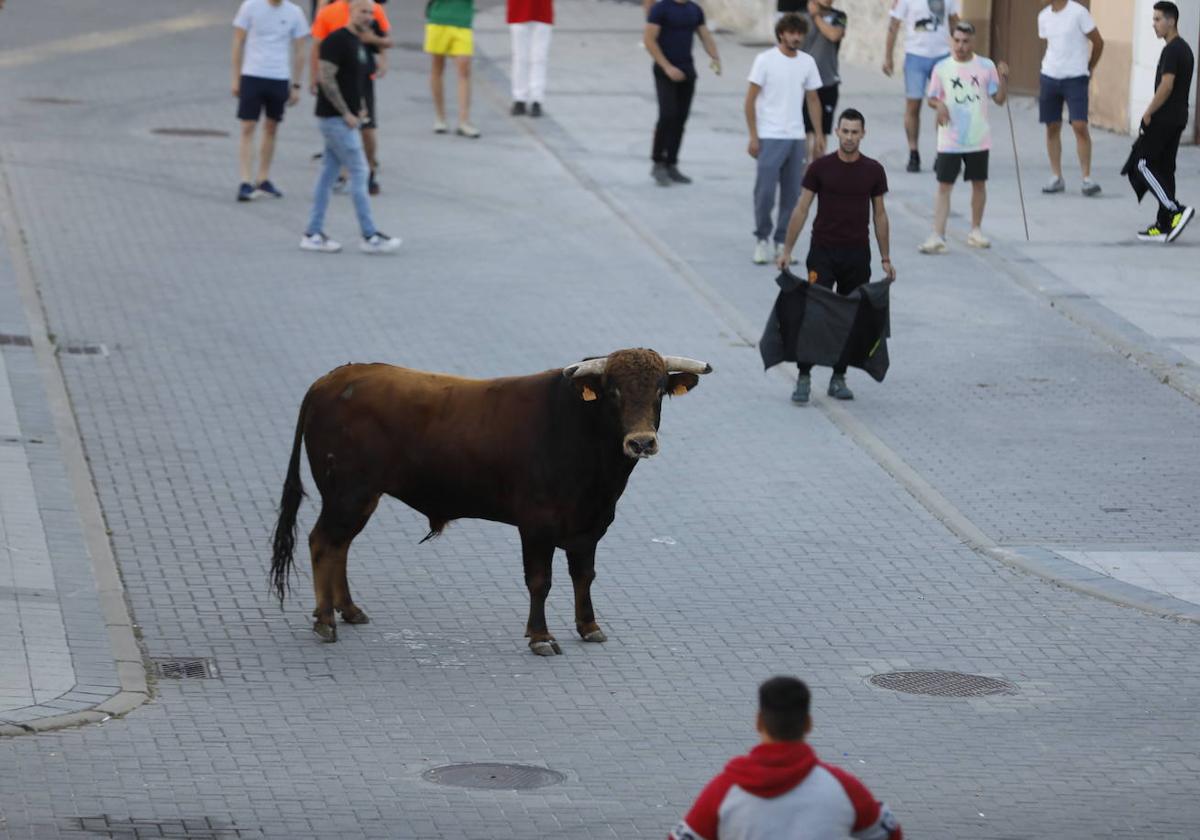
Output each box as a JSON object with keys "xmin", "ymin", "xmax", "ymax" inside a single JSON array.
[{"xmin": 1089, "ymin": 1, "xmax": 1134, "ymax": 132}]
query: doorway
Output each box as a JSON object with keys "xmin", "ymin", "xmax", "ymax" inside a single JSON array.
[{"xmin": 991, "ymin": 0, "xmax": 1091, "ymax": 96}]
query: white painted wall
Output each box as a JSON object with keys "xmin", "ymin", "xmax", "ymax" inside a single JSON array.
[{"xmin": 1129, "ymin": 0, "xmax": 1198, "ymax": 140}]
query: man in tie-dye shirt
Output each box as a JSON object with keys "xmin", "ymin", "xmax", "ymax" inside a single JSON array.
[{"xmin": 918, "ymin": 20, "xmax": 1009, "ymax": 254}]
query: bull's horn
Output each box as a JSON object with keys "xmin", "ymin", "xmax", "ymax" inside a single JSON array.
[
  {"xmin": 662, "ymin": 356, "xmax": 713, "ymax": 374},
  {"xmin": 563, "ymin": 357, "xmax": 608, "ymax": 378}
]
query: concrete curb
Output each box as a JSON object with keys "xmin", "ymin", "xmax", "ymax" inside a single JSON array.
[
  {"xmin": 0, "ymin": 153, "xmax": 149, "ymax": 738},
  {"xmin": 472, "ymin": 37, "xmax": 1200, "ymax": 627}
]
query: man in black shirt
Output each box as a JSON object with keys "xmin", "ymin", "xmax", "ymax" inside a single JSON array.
[
  {"xmin": 1134, "ymin": 1, "xmax": 1194, "ymax": 243},
  {"xmin": 302, "ymin": 0, "xmax": 400, "ymax": 254}
]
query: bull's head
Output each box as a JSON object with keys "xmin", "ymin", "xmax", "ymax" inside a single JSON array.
[{"xmin": 562, "ymin": 348, "xmax": 711, "ymax": 459}]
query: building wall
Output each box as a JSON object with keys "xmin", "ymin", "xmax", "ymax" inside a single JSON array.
[{"xmin": 1090, "ymin": 2, "xmax": 1135, "ymax": 132}]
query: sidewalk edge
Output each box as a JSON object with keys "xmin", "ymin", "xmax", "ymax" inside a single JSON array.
[{"xmin": 0, "ymin": 153, "xmax": 150, "ymax": 737}]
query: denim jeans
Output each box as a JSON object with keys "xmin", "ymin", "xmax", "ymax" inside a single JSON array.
[{"xmin": 305, "ymin": 117, "xmax": 377, "ymax": 238}]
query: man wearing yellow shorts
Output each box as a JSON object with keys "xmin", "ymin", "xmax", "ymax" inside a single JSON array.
[{"xmin": 425, "ymin": 0, "xmax": 480, "ymax": 138}]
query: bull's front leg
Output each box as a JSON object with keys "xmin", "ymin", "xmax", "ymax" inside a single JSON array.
[
  {"xmin": 567, "ymin": 544, "xmax": 606, "ymax": 643},
  {"xmin": 520, "ymin": 529, "xmax": 561, "ymax": 656}
]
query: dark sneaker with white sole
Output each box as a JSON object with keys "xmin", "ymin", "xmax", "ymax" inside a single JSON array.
[
  {"xmin": 236, "ymin": 182, "xmax": 256, "ymax": 202},
  {"xmin": 1166, "ymin": 206, "xmax": 1194, "ymax": 242},
  {"xmin": 256, "ymin": 180, "xmax": 283, "ymax": 198},
  {"xmin": 827, "ymin": 375, "xmax": 854, "ymax": 400},
  {"xmin": 666, "ymin": 165, "xmax": 691, "ymax": 184},
  {"xmin": 1137, "ymin": 223, "xmax": 1167, "ymax": 242},
  {"xmin": 906, "ymin": 151, "xmax": 920, "ymax": 173}
]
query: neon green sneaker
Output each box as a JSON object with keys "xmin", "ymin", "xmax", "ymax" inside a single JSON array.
[
  {"xmin": 1166, "ymin": 206, "xmax": 1194, "ymax": 242},
  {"xmin": 1137, "ymin": 223, "xmax": 1167, "ymax": 243}
]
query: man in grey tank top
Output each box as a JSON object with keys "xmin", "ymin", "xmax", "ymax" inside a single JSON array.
[{"xmin": 799, "ymin": 1, "xmax": 846, "ymax": 164}]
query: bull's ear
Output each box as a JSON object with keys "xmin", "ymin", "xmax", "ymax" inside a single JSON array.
[
  {"xmin": 570, "ymin": 374, "xmax": 603, "ymax": 402},
  {"xmin": 667, "ymin": 372, "xmax": 700, "ymax": 396}
]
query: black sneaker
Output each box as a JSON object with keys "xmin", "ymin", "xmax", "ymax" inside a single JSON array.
[
  {"xmin": 511, "ymin": 101, "xmax": 526, "ymax": 116},
  {"xmin": 906, "ymin": 151, "xmax": 920, "ymax": 173},
  {"xmin": 651, "ymin": 163, "xmax": 671, "ymax": 187},
  {"xmin": 236, "ymin": 182, "xmax": 256, "ymax": 202},
  {"xmin": 791, "ymin": 373, "xmax": 811, "ymax": 404},
  {"xmin": 1166, "ymin": 206, "xmax": 1194, "ymax": 242},
  {"xmin": 530, "ymin": 102, "xmax": 543, "ymax": 117},
  {"xmin": 256, "ymin": 179, "xmax": 283, "ymax": 199},
  {"xmin": 1137, "ymin": 222, "xmax": 1168, "ymax": 243},
  {"xmin": 666, "ymin": 165, "xmax": 692, "ymax": 184}
]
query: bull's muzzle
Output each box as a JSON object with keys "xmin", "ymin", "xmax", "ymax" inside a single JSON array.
[{"xmin": 623, "ymin": 433, "xmax": 659, "ymax": 459}]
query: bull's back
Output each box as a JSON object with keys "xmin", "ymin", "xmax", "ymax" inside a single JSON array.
[{"xmin": 304, "ymin": 364, "xmax": 556, "ymax": 518}]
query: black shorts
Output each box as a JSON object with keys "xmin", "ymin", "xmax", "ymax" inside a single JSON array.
[
  {"xmin": 934, "ymin": 150, "xmax": 989, "ymax": 183},
  {"xmin": 361, "ymin": 78, "xmax": 377, "ymax": 130},
  {"xmin": 802, "ymin": 84, "xmax": 839, "ymax": 136},
  {"xmin": 806, "ymin": 243, "xmax": 871, "ymax": 294},
  {"xmin": 237, "ymin": 75, "xmax": 289, "ymax": 122}
]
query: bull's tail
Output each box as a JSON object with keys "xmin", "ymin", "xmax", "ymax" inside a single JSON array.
[{"xmin": 269, "ymin": 389, "xmax": 312, "ymax": 605}]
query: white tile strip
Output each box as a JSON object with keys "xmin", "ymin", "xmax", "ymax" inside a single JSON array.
[{"xmin": 1057, "ymin": 551, "xmax": 1200, "ymax": 607}]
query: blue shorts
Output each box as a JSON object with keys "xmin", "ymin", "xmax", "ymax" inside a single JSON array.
[
  {"xmin": 904, "ymin": 52, "xmax": 947, "ymax": 100},
  {"xmin": 237, "ymin": 75, "xmax": 288, "ymax": 122},
  {"xmin": 1039, "ymin": 74, "xmax": 1089, "ymax": 124}
]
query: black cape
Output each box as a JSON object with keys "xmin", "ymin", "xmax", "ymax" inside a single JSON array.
[
  {"xmin": 1120, "ymin": 133, "xmax": 1149, "ymax": 203},
  {"xmin": 759, "ymin": 271, "xmax": 892, "ymax": 382}
]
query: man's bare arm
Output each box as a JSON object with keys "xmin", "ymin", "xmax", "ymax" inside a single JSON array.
[
  {"xmin": 808, "ymin": 3, "xmax": 844, "ymax": 42},
  {"xmin": 697, "ymin": 25, "xmax": 721, "ymax": 72},
  {"xmin": 883, "ymin": 18, "xmax": 900, "ymax": 75},
  {"xmin": 1086, "ymin": 28, "xmax": 1104, "ymax": 73},
  {"xmin": 318, "ymin": 59, "xmax": 354, "ymax": 121},
  {"xmin": 776, "ymin": 188, "xmax": 817, "ymax": 268},
  {"xmin": 232, "ymin": 27, "xmax": 247, "ymax": 94},
  {"xmin": 1142, "ymin": 73, "xmax": 1176, "ymax": 124},
  {"xmin": 872, "ymin": 194, "xmax": 894, "ymax": 279},
  {"xmin": 291, "ymin": 35, "xmax": 307, "ymax": 89}
]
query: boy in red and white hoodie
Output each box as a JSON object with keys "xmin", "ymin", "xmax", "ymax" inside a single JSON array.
[{"xmin": 669, "ymin": 676, "xmax": 903, "ymax": 840}]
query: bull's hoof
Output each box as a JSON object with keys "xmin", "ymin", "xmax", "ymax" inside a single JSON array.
[
  {"xmin": 530, "ymin": 639, "xmax": 562, "ymax": 656},
  {"xmin": 340, "ymin": 607, "xmax": 370, "ymax": 625},
  {"xmin": 579, "ymin": 628, "xmax": 607, "ymax": 643},
  {"xmin": 313, "ymin": 622, "xmax": 338, "ymax": 643}
]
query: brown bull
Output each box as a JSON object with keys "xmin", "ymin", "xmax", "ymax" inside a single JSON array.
[{"xmin": 269, "ymin": 348, "xmax": 711, "ymax": 654}]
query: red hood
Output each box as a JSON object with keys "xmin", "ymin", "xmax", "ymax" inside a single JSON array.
[{"xmin": 722, "ymin": 741, "xmax": 818, "ymax": 799}]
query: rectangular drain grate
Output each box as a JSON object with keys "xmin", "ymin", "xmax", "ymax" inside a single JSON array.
[
  {"xmin": 0, "ymin": 333, "xmax": 33, "ymax": 347},
  {"xmin": 68, "ymin": 815, "xmax": 260, "ymax": 838},
  {"xmin": 60, "ymin": 342, "xmax": 108, "ymax": 356},
  {"xmin": 153, "ymin": 657, "xmax": 218, "ymax": 680}
]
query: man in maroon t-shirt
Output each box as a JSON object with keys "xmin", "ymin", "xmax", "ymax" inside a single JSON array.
[{"xmin": 775, "ymin": 108, "xmax": 894, "ymax": 403}]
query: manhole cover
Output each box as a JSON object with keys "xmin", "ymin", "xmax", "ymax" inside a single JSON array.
[
  {"xmin": 422, "ymin": 762, "xmax": 565, "ymax": 790},
  {"xmin": 151, "ymin": 128, "xmax": 230, "ymax": 138},
  {"xmin": 153, "ymin": 658, "xmax": 218, "ymax": 679},
  {"xmin": 868, "ymin": 670, "xmax": 1017, "ymax": 697}
]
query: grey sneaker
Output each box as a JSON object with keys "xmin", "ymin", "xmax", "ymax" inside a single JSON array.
[
  {"xmin": 1042, "ymin": 176, "xmax": 1066, "ymax": 194},
  {"xmin": 665, "ymin": 165, "xmax": 692, "ymax": 184},
  {"xmin": 1081, "ymin": 179, "xmax": 1102, "ymax": 197},
  {"xmin": 651, "ymin": 163, "xmax": 671, "ymax": 187},
  {"xmin": 791, "ymin": 373, "xmax": 811, "ymax": 404},
  {"xmin": 827, "ymin": 375, "xmax": 854, "ymax": 400}
]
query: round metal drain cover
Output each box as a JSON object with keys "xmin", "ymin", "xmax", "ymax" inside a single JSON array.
[
  {"xmin": 151, "ymin": 127, "xmax": 230, "ymax": 138},
  {"xmin": 422, "ymin": 762, "xmax": 565, "ymax": 790},
  {"xmin": 869, "ymin": 670, "xmax": 1017, "ymax": 697}
]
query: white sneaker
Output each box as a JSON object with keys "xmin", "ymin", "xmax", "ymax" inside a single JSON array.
[
  {"xmin": 300, "ymin": 232, "xmax": 341, "ymax": 253},
  {"xmin": 456, "ymin": 123, "xmax": 481, "ymax": 139},
  {"xmin": 918, "ymin": 233, "xmax": 947, "ymax": 254},
  {"xmin": 433, "ymin": 118, "xmax": 448, "ymax": 134},
  {"xmin": 774, "ymin": 242, "xmax": 798, "ymax": 265},
  {"xmin": 966, "ymin": 228, "xmax": 991, "ymax": 248},
  {"xmin": 753, "ymin": 239, "xmax": 771, "ymax": 265},
  {"xmin": 1042, "ymin": 175, "xmax": 1065, "ymax": 194},
  {"xmin": 360, "ymin": 231, "xmax": 402, "ymax": 254}
]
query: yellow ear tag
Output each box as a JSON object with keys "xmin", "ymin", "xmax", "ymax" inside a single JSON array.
[
  {"xmin": 581, "ymin": 385, "xmax": 598, "ymax": 401},
  {"xmin": 671, "ymin": 383, "xmax": 689, "ymax": 396}
]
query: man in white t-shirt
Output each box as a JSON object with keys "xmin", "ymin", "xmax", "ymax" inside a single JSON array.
[
  {"xmin": 232, "ymin": 0, "xmax": 309, "ymax": 202},
  {"xmin": 883, "ymin": 0, "xmax": 960, "ymax": 172},
  {"xmin": 745, "ymin": 14, "xmax": 824, "ymax": 266},
  {"xmin": 1038, "ymin": 0, "xmax": 1104, "ymax": 196}
]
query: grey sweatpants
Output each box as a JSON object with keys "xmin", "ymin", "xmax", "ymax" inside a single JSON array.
[{"xmin": 753, "ymin": 138, "xmax": 806, "ymax": 242}]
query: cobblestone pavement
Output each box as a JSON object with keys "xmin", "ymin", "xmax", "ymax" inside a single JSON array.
[{"xmin": 1, "ymin": 0, "xmax": 1199, "ymax": 838}]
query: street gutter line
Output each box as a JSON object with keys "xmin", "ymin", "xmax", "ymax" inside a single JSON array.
[{"xmin": 0, "ymin": 153, "xmax": 149, "ymax": 737}]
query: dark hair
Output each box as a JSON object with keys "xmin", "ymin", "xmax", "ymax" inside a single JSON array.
[
  {"xmin": 954, "ymin": 20, "xmax": 976, "ymax": 35},
  {"xmin": 837, "ymin": 108, "xmax": 865, "ymax": 129},
  {"xmin": 758, "ymin": 676, "xmax": 811, "ymax": 741},
  {"xmin": 1154, "ymin": 2, "xmax": 1180, "ymax": 24},
  {"xmin": 775, "ymin": 12, "xmax": 808, "ymax": 41}
]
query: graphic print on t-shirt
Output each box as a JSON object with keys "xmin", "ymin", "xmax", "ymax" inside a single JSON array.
[{"xmin": 927, "ymin": 55, "xmax": 1000, "ymax": 152}]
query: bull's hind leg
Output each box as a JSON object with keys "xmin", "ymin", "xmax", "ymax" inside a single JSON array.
[
  {"xmin": 567, "ymin": 545, "xmax": 606, "ymax": 643},
  {"xmin": 308, "ymin": 494, "xmax": 378, "ymax": 642},
  {"xmin": 520, "ymin": 529, "xmax": 561, "ymax": 656}
]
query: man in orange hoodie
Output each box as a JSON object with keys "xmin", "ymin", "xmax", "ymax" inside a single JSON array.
[{"xmin": 669, "ymin": 676, "xmax": 903, "ymax": 840}]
